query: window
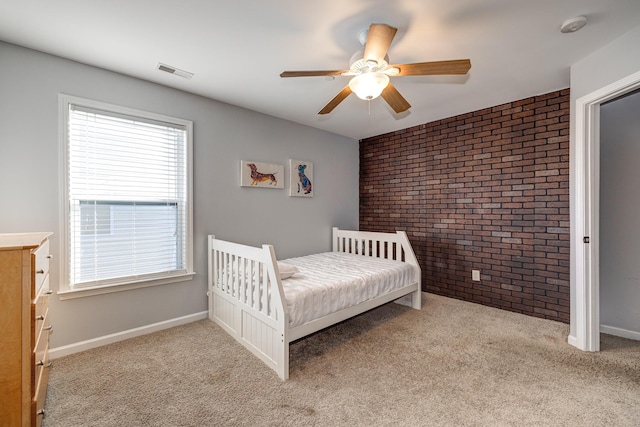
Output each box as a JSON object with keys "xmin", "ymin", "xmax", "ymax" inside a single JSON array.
[{"xmin": 60, "ymin": 95, "xmax": 193, "ymax": 297}]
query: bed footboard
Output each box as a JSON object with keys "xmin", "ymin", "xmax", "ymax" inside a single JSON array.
[{"xmin": 207, "ymin": 236, "xmax": 290, "ymax": 380}]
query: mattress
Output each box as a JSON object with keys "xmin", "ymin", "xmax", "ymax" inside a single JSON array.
[{"xmin": 279, "ymin": 252, "xmax": 415, "ymax": 327}]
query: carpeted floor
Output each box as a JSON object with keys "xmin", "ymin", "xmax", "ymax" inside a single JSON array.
[{"xmin": 43, "ymin": 293, "xmax": 640, "ymax": 426}]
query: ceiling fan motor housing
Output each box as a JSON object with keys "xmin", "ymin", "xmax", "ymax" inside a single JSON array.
[{"xmin": 349, "ymin": 50, "xmax": 390, "ymax": 69}]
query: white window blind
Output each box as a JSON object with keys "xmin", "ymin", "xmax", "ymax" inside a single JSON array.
[{"xmin": 65, "ymin": 100, "xmax": 192, "ymax": 290}]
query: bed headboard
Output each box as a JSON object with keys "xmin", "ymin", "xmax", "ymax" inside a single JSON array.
[{"xmin": 331, "ymin": 227, "xmax": 420, "ymax": 269}]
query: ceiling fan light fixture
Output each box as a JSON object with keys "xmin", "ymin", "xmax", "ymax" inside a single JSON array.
[{"xmin": 348, "ymin": 72, "xmax": 390, "ymax": 100}]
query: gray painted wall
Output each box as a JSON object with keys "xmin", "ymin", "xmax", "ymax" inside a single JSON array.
[
  {"xmin": 0, "ymin": 41, "xmax": 359, "ymax": 348},
  {"xmin": 600, "ymin": 91, "xmax": 640, "ymax": 334},
  {"xmin": 569, "ymin": 25, "xmax": 640, "ymax": 339}
]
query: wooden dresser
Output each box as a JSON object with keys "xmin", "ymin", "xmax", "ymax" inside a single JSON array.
[{"xmin": 0, "ymin": 232, "xmax": 53, "ymax": 427}]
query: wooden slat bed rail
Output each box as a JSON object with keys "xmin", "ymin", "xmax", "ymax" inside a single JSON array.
[
  {"xmin": 209, "ymin": 237, "xmax": 286, "ymax": 322},
  {"xmin": 332, "ymin": 227, "xmax": 419, "ymax": 267}
]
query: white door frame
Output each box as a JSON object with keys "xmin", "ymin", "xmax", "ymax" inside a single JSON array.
[{"xmin": 573, "ymin": 70, "xmax": 640, "ymax": 351}]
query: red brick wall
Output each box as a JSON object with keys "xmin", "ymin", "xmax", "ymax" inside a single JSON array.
[{"xmin": 360, "ymin": 89, "xmax": 570, "ymax": 323}]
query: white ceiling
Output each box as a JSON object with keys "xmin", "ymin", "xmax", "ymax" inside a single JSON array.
[{"xmin": 2, "ymin": 1, "xmax": 640, "ymax": 140}]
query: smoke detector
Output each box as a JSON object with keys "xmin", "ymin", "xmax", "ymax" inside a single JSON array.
[{"xmin": 560, "ymin": 16, "xmax": 587, "ymax": 33}]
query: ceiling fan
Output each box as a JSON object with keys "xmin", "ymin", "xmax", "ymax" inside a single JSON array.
[{"xmin": 280, "ymin": 23, "xmax": 471, "ymax": 115}]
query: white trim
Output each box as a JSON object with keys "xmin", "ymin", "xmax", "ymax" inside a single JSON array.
[
  {"xmin": 600, "ymin": 325, "xmax": 640, "ymax": 342},
  {"xmin": 49, "ymin": 311, "xmax": 208, "ymax": 360},
  {"xmin": 572, "ymin": 69, "xmax": 640, "ymax": 351},
  {"xmin": 56, "ymin": 272, "xmax": 195, "ymax": 300}
]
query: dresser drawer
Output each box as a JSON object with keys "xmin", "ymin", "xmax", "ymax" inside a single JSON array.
[
  {"xmin": 32, "ymin": 239, "xmax": 50, "ymax": 299},
  {"xmin": 32, "ymin": 275, "xmax": 51, "ymax": 348},
  {"xmin": 33, "ymin": 342, "xmax": 50, "ymax": 427},
  {"xmin": 33, "ymin": 310, "xmax": 51, "ymax": 388}
]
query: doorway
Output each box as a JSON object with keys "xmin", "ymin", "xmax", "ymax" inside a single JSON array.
[
  {"xmin": 573, "ymin": 69, "xmax": 640, "ymax": 351},
  {"xmin": 599, "ymin": 90, "xmax": 640, "ymax": 341}
]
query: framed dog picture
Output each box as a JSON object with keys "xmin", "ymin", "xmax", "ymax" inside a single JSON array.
[
  {"xmin": 240, "ymin": 160, "xmax": 284, "ymax": 189},
  {"xmin": 289, "ymin": 159, "xmax": 313, "ymax": 197}
]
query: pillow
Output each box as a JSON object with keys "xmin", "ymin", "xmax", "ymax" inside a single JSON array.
[{"xmin": 277, "ymin": 261, "xmax": 299, "ymax": 280}]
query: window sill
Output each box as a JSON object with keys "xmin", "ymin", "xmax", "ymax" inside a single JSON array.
[{"xmin": 57, "ymin": 272, "xmax": 196, "ymax": 300}]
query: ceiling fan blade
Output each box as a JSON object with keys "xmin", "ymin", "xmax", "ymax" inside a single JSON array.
[
  {"xmin": 280, "ymin": 70, "xmax": 347, "ymax": 78},
  {"xmin": 363, "ymin": 24, "xmax": 397, "ymax": 64},
  {"xmin": 318, "ymin": 85, "xmax": 352, "ymax": 115},
  {"xmin": 391, "ymin": 59, "xmax": 471, "ymax": 76},
  {"xmin": 381, "ymin": 83, "xmax": 411, "ymax": 113}
]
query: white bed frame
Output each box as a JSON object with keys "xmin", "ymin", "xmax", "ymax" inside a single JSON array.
[{"xmin": 207, "ymin": 227, "xmax": 421, "ymax": 380}]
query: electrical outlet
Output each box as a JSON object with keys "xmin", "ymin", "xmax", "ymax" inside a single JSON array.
[{"xmin": 472, "ymin": 270, "xmax": 481, "ymax": 281}]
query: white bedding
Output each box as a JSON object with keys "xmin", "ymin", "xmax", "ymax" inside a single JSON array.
[{"xmin": 279, "ymin": 252, "xmax": 415, "ymax": 327}]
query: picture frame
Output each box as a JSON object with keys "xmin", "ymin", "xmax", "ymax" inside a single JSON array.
[
  {"xmin": 289, "ymin": 159, "xmax": 313, "ymax": 197},
  {"xmin": 240, "ymin": 160, "xmax": 284, "ymax": 189}
]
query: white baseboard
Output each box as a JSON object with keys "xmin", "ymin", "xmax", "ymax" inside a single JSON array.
[
  {"xmin": 567, "ymin": 334, "xmax": 577, "ymax": 347},
  {"xmin": 49, "ymin": 311, "xmax": 209, "ymax": 360},
  {"xmin": 600, "ymin": 324, "xmax": 640, "ymax": 341}
]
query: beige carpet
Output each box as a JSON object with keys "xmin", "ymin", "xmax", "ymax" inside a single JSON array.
[{"xmin": 43, "ymin": 293, "xmax": 640, "ymax": 426}]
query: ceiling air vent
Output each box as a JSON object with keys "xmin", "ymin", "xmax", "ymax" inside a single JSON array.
[{"xmin": 157, "ymin": 63, "xmax": 194, "ymax": 80}]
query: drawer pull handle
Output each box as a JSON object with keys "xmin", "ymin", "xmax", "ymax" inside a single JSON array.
[
  {"xmin": 44, "ymin": 324, "xmax": 53, "ymax": 331},
  {"xmin": 46, "ymin": 289, "xmax": 53, "ymax": 295},
  {"xmin": 36, "ymin": 360, "xmax": 44, "ymax": 366},
  {"xmin": 47, "ymin": 254, "xmax": 53, "ymax": 259},
  {"xmin": 36, "ymin": 269, "xmax": 45, "ymax": 274},
  {"xmin": 37, "ymin": 409, "xmax": 45, "ymax": 417},
  {"xmin": 36, "ymin": 315, "xmax": 45, "ymax": 320}
]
